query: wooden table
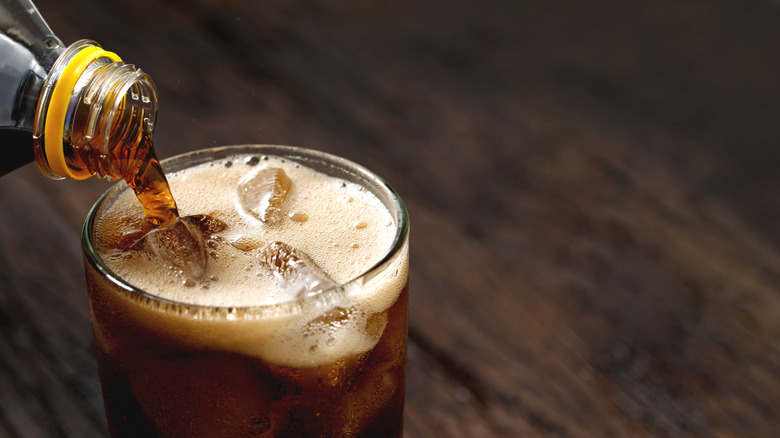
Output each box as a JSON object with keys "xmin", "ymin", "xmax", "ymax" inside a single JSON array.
[{"xmin": 2, "ymin": 0, "xmax": 779, "ymax": 436}]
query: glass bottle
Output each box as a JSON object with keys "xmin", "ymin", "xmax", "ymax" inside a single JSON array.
[{"xmin": 0, "ymin": 0, "xmax": 159, "ymax": 183}]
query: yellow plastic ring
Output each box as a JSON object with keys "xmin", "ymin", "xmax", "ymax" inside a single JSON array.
[{"xmin": 45, "ymin": 46, "xmax": 122, "ymax": 179}]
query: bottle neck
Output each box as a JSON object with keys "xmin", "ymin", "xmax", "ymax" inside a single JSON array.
[{"xmin": 33, "ymin": 40, "xmax": 158, "ymax": 180}]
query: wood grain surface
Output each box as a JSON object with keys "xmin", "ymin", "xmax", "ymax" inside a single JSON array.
[{"xmin": 2, "ymin": 0, "xmax": 780, "ymax": 436}]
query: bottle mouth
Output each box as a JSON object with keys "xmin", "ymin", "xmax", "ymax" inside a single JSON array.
[
  {"xmin": 32, "ymin": 40, "xmax": 121, "ymax": 179},
  {"xmin": 31, "ymin": 40, "xmax": 158, "ymax": 181},
  {"xmin": 81, "ymin": 62, "xmax": 157, "ymax": 160}
]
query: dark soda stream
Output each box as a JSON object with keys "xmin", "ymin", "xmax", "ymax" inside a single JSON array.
[
  {"xmin": 68, "ymin": 129, "xmax": 179, "ymax": 227},
  {"xmin": 128, "ymin": 146, "xmax": 179, "ymax": 227}
]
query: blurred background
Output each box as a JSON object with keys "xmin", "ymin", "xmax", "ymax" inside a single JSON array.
[{"xmin": 2, "ymin": 0, "xmax": 780, "ymax": 436}]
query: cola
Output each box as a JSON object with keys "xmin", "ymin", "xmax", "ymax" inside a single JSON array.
[{"xmin": 83, "ymin": 145, "xmax": 410, "ymax": 437}]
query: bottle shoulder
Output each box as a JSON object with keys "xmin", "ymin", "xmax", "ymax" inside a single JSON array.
[{"xmin": 0, "ymin": 34, "xmax": 49, "ymax": 130}]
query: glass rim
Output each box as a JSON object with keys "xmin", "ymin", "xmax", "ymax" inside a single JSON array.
[{"xmin": 81, "ymin": 144, "xmax": 409, "ymax": 320}]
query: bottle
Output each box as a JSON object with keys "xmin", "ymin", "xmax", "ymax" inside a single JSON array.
[
  {"xmin": 0, "ymin": 0, "xmax": 158, "ymax": 182},
  {"xmin": 1, "ymin": 0, "xmax": 178, "ymax": 225}
]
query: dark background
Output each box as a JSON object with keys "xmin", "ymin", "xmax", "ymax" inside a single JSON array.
[{"xmin": 2, "ymin": 0, "xmax": 780, "ymax": 436}]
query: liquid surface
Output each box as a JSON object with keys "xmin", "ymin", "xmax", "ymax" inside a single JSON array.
[{"xmin": 95, "ymin": 154, "xmax": 398, "ymax": 308}]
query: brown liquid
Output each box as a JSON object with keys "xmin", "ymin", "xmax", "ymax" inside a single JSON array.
[
  {"xmin": 86, "ymin": 269, "xmax": 408, "ymax": 438},
  {"xmin": 66, "ymin": 115, "xmax": 179, "ymax": 227},
  {"xmin": 124, "ymin": 140, "xmax": 179, "ymax": 227}
]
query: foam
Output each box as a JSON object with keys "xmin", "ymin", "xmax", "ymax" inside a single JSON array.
[{"xmin": 94, "ymin": 153, "xmax": 408, "ymax": 367}]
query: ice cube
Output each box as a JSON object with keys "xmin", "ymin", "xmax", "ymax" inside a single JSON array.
[
  {"xmin": 131, "ymin": 216, "xmax": 209, "ymax": 283},
  {"xmin": 237, "ymin": 168, "xmax": 292, "ymax": 224},
  {"xmin": 106, "ymin": 216, "xmax": 154, "ymax": 254},
  {"xmin": 256, "ymin": 241, "xmax": 336, "ymax": 299}
]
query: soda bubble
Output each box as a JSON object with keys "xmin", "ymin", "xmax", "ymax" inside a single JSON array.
[
  {"xmin": 229, "ymin": 235, "xmax": 264, "ymax": 252},
  {"xmin": 288, "ymin": 212, "xmax": 309, "ymax": 222},
  {"xmin": 237, "ymin": 168, "xmax": 292, "ymax": 224}
]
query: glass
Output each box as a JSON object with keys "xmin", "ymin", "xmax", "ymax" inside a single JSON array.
[{"xmin": 81, "ymin": 145, "xmax": 410, "ymax": 437}]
